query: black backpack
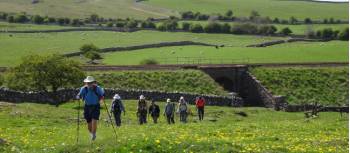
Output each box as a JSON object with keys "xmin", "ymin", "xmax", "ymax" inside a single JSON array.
[{"xmin": 112, "ymin": 99, "xmax": 122, "ymax": 112}]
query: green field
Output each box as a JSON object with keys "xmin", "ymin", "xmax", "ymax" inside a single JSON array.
[
  {"xmin": 177, "ymin": 21, "xmax": 349, "ymax": 35},
  {"xmin": 0, "ymin": 30, "xmax": 286, "ymax": 66},
  {"xmin": 0, "ymin": 0, "xmax": 173, "ymax": 19},
  {"xmin": 102, "ymin": 41, "xmax": 348, "ymax": 65},
  {"xmin": 251, "ymin": 67, "xmax": 349, "ymax": 105},
  {"xmin": 143, "ymin": 0, "xmax": 349, "ymax": 20},
  {"xmin": 0, "ymin": 101, "xmax": 348, "ymax": 152},
  {"xmin": 88, "ymin": 70, "xmax": 227, "ymax": 96},
  {"xmin": 0, "ymin": 22, "xmax": 91, "ymax": 31},
  {"xmin": 0, "ymin": 0, "xmax": 347, "ymax": 20}
]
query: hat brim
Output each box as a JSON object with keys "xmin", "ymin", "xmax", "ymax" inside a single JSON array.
[{"xmin": 84, "ymin": 79, "xmax": 95, "ymax": 83}]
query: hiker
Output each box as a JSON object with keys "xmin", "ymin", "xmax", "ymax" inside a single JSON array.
[
  {"xmin": 110, "ymin": 94, "xmax": 125, "ymax": 127},
  {"xmin": 195, "ymin": 96, "xmax": 205, "ymax": 121},
  {"xmin": 164, "ymin": 98, "xmax": 176, "ymax": 124},
  {"xmin": 148, "ymin": 99, "xmax": 160, "ymax": 124},
  {"xmin": 137, "ymin": 95, "xmax": 148, "ymax": 125},
  {"xmin": 76, "ymin": 76, "xmax": 104, "ymax": 141},
  {"xmin": 177, "ymin": 96, "xmax": 188, "ymax": 123}
]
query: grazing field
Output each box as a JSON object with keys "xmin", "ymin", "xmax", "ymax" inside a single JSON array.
[
  {"xmin": 102, "ymin": 41, "xmax": 348, "ymax": 65},
  {"xmin": 0, "ymin": 22, "xmax": 91, "ymax": 31},
  {"xmin": 0, "ymin": 30, "xmax": 286, "ymax": 66},
  {"xmin": 0, "ymin": 101, "xmax": 348, "ymax": 152},
  {"xmin": 251, "ymin": 67, "xmax": 349, "ymax": 105},
  {"xmin": 0, "ymin": 0, "xmax": 173, "ymax": 19},
  {"xmin": 143, "ymin": 0, "xmax": 349, "ymax": 20},
  {"xmin": 88, "ymin": 70, "xmax": 227, "ymax": 96}
]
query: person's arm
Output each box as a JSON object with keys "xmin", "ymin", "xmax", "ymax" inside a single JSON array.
[
  {"xmin": 98, "ymin": 87, "xmax": 105, "ymax": 104},
  {"xmin": 76, "ymin": 87, "xmax": 85, "ymax": 100},
  {"xmin": 121, "ymin": 101, "xmax": 126, "ymax": 115}
]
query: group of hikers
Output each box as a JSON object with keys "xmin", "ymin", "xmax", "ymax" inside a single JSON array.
[{"xmin": 77, "ymin": 76, "xmax": 206, "ymax": 141}]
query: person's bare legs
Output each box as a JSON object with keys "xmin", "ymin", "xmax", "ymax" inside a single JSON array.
[
  {"xmin": 88, "ymin": 122, "xmax": 92, "ymax": 133},
  {"xmin": 91, "ymin": 119, "xmax": 97, "ymax": 134}
]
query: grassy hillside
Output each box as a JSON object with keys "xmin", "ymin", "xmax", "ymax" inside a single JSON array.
[
  {"xmin": 102, "ymin": 41, "xmax": 348, "ymax": 65},
  {"xmin": 0, "ymin": 30, "xmax": 286, "ymax": 66},
  {"xmin": 89, "ymin": 70, "xmax": 227, "ymax": 96},
  {"xmin": 0, "ymin": 101, "xmax": 348, "ymax": 152},
  {"xmin": 251, "ymin": 67, "xmax": 349, "ymax": 105},
  {"xmin": 0, "ymin": 0, "xmax": 173, "ymax": 19},
  {"xmin": 143, "ymin": 0, "xmax": 349, "ymax": 20}
]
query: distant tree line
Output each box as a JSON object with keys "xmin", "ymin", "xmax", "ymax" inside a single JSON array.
[{"xmin": 180, "ymin": 10, "xmax": 346, "ymax": 25}]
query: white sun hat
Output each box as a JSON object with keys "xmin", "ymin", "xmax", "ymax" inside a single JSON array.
[
  {"xmin": 167, "ymin": 98, "xmax": 171, "ymax": 103},
  {"xmin": 83, "ymin": 76, "xmax": 95, "ymax": 83},
  {"xmin": 139, "ymin": 95, "xmax": 145, "ymax": 100},
  {"xmin": 180, "ymin": 96, "xmax": 184, "ymax": 100},
  {"xmin": 113, "ymin": 94, "xmax": 121, "ymax": 100}
]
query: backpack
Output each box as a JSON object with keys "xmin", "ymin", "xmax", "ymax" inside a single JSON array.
[
  {"xmin": 165, "ymin": 104, "xmax": 174, "ymax": 115},
  {"xmin": 112, "ymin": 99, "xmax": 122, "ymax": 112},
  {"xmin": 83, "ymin": 86, "xmax": 103, "ymax": 100},
  {"xmin": 179, "ymin": 103, "xmax": 187, "ymax": 112}
]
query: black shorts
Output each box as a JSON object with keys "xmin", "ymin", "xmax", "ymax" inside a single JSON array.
[{"xmin": 84, "ymin": 105, "xmax": 100, "ymax": 123}]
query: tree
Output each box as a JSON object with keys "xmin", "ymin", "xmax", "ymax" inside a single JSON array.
[
  {"xmin": 180, "ymin": 11, "xmax": 194, "ymax": 19},
  {"xmin": 57, "ymin": 18, "xmax": 65, "ymax": 25},
  {"xmin": 32, "ymin": 15, "xmax": 44, "ymax": 24},
  {"xmin": 273, "ymin": 18, "xmax": 280, "ymax": 23},
  {"xmin": 5, "ymin": 54, "xmax": 85, "ymax": 106},
  {"xmin": 84, "ymin": 51, "xmax": 102, "ymax": 63},
  {"xmin": 338, "ymin": 28, "xmax": 349, "ymax": 41},
  {"xmin": 106, "ymin": 22, "xmax": 114, "ymax": 27},
  {"xmin": 115, "ymin": 21, "xmax": 126, "ymax": 28},
  {"xmin": 14, "ymin": 13, "xmax": 28, "ymax": 23},
  {"xmin": 280, "ymin": 27, "xmax": 292, "ymax": 36},
  {"xmin": 7, "ymin": 15, "xmax": 14, "ymax": 23},
  {"xmin": 80, "ymin": 44, "xmax": 99, "ymax": 53},
  {"xmin": 90, "ymin": 13, "xmax": 99, "ymax": 23},
  {"xmin": 304, "ymin": 18, "xmax": 312, "ymax": 24},
  {"xmin": 157, "ymin": 24, "xmax": 166, "ymax": 31},
  {"xmin": 249, "ymin": 10, "xmax": 260, "ymax": 20},
  {"xmin": 125, "ymin": 20, "xmax": 138, "ymax": 28},
  {"xmin": 221, "ymin": 23, "xmax": 231, "ymax": 33},
  {"xmin": 190, "ymin": 24, "xmax": 204, "ymax": 33},
  {"xmin": 204, "ymin": 22, "xmax": 222, "ymax": 33},
  {"xmin": 225, "ymin": 10, "xmax": 233, "ymax": 17},
  {"xmin": 289, "ymin": 16, "xmax": 298, "ymax": 24},
  {"xmin": 182, "ymin": 22, "xmax": 191, "ymax": 31},
  {"xmin": 71, "ymin": 19, "xmax": 83, "ymax": 26}
]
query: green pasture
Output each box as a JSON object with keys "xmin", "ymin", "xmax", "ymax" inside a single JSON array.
[{"xmin": 0, "ymin": 101, "xmax": 348, "ymax": 152}]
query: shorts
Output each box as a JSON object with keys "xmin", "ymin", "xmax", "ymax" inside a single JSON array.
[{"xmin": 84, "ymin": 104, "xmax": 100, "ymax": 123}]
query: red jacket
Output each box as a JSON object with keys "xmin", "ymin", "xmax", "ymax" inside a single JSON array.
[{"xmin": 196, "ymin": 98, "xmax": 205, "ymax": 108}]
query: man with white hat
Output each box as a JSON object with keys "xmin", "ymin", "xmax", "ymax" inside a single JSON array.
[
  {"xmin": 110, "ymin": 94, "xmax": 125, "ymax": 127},
  {"xmin": 164, "ymin": 98, "xmax": 175, "ymax": 124},
  {"xmin": 137, "ymin": 95, "xmax": 148, "ymax": 125},
  {"xmin": 76, "ymin": 76, "xmax": 105, "ymax": 141}
]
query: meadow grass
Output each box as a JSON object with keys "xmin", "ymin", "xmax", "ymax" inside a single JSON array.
[
  {"xmin": 0, "ymin": 30, "xmax": 285, "ymax": 66},
  {"xmin": 143, "ymin": 0, "xmax": 349, "ymax": 20},
  {"xmin": 250, "ymin": 67, "xmax": 349, "ymax": 105},
  {"xmin": 0, "ymin": 101, "xmax": 348, "ymax": 152},
  {"xmin": 0, "ymin": 22, "xmax": 92, "ymax": 31},
  {"xmin": 102, "ymin": 41, "xmax": 348, "ymax": 65},
  {"xmin": 88, "ymin": 70, "xmax": 227, "ymax": 96}
]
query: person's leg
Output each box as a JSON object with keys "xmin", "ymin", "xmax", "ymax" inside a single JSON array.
[
  {"xmin": 116, "ymin": 112, "xmax": 121, "ymax": 127},
  {"xmin": 197, "ymin": 108, "xmax": 201, "ymax": 120},
  {"xmin": 167, "ymin": 115, "xmax": 171, "ymax": 124},
  {"xmin": 87, "ymin": 122, "xmax": 92, "ymax": 133},
  {"xmin": 171, "ymin": 115, "xmax": 175, "ymax": 124},
  {"xmin": 202, "ymin": 108, "xmax": 204, "ymax": 120}
]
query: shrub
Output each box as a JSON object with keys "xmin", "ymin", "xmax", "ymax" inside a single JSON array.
[
  {"xmin": 71, "ymin": 19, "xmax": 83, "ymax": 26},
  {"xmin": 257, "ymin": 25, "xmax": 277, "ymax": 35},
  {"xmin": 106, "ymin": 22, "xmax": 114, "ymax": 27},
  {"xmin": 14, "ymin": 13, "xmax": 28, "ymax": 23},
  {"xmin": 80, "ymin": 44, "xmax": 100, "ymax": 53},
  {"xmin": 190, "ymin": 24, "xmax": 204, "ymax": 33},
  {"xmin": 231, "ymin": 23, "xmax": 258, "ymax": 35},
  {"xmin": 304, "ymin": 18, "xmax": 312, "ymax": 24},
  {"xmin": 125, "ymin": 20, "xmax": 138, "ymax": 28},
  {"xmin": 140, "ymin": 58, "xmax": 159, "ymax": 65},
  {"xmin": 204, "ymin": 22, "xmax": 222, "ymax": 33},
  {"xmin": 84, "ymin": 51, "xmax": 102, "ymax": 62},
  {"xmin": 280, "ymin": 27, "xmax": 293, "ymax": 36},
  {"xmin": 318, "ymin": 28, "xmax": 336, "ymax": 40},
  {"xmin": 180, "ymin": 11, "xmax": 194, "ymax": 19},
  {"xmin": 221, "ymin": 23, "xmax": 231, "ymax": 33},
  {"xmin": 140, "ymin": 21, "xmax": 156, "ymax": 28},
  {"xmin": 225, "ymin": 10, "xmax": 233, "ymax": 17},
  {"xmin": 157, "ymin": 24, "xmax": 166, "ymax": 31},
  {"xmin": 7, "ymin": 16, "xmax": 14, "ymax": 23},
  {"xmin": 338, "ymin": 28, "xmax": 349, "ymax": 41},
  {"xmin": 57, "ymin": 18, "xmax": 65, "ymax": 25},
  {"xmin": 115, "ymin": 21, "xmax": 126, "ymax": 28},
  {"xmin": 289, "ymin": 16, "xmax": 298, "ymax": 24},
  {"xmin": 273, "ymin": 18, "xmax": 280, "ymax": 23},
  {"xmin": 182, "ymin": 22, "xmax": 191, "ymax": 31},
  {"xmin": 164, "ymin": 20, "xmax": 178, "ymax": 31},
  {"xmin": 32, "ymin": 15, "xmax": 44, "ymax": 24}
]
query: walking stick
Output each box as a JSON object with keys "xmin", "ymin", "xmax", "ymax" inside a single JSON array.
[
  {"xmin": 102, "ymin": 100, "xmax": 118, "ymax": 142},
  {"xmin": 76, "ymin": 99, "xmax": 81, "ymax": 144}
]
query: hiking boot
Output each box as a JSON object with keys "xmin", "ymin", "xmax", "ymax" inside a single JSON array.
[{"xmin": 91, "ymin": 133, "xmax": 96, "ymax": 141}]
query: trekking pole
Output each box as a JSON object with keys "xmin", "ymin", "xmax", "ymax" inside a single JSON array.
[
  {"xmin": 102, "ymin": 100, "xmax": 118, "ymax": 142},
  {"xmin": 76, "ymin": 99, "xmax": 81, "ymax": 145}
]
